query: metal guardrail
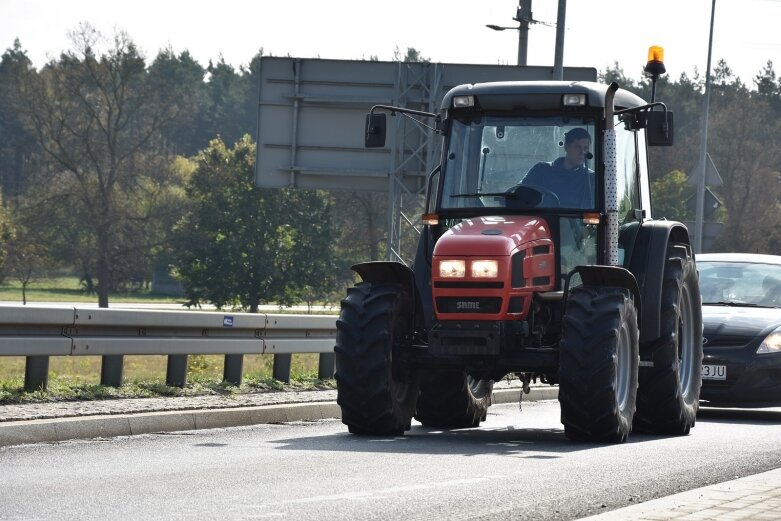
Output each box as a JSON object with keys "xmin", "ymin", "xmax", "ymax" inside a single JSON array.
[{"xmin": 0, "ymin": 306, "xmax": 337, "ymax": 391}]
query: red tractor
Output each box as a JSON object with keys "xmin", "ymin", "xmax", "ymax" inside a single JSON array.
[{"xmin": 335, "ymin": 51, "xmax": 702, "ymax": 443}]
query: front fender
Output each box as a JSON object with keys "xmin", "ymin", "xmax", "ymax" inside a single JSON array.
[
  {"xmin": 567, "ymin": 265, "xmax": 642, "ymax": 329},
  {"xmin": 351, "ymin": 261, "xmax": 414, "ymax": 286},
  {"xmin": 351, "ymin": 261, "xmax": 428, "ymax": 333}
]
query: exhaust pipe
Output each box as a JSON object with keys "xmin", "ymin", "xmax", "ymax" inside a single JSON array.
[{"xmin": 603, "ymin": 82, "xmax": 620, "ymax": 266}]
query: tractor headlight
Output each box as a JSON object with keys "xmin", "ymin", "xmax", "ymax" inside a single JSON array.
[
  {"xmin": 471, "ymin": 260, "xmax": 499, "ymax": 278},
  {"xmin": 439, "ymin": 260, "xmax": 466, "ymax": 278},
  {"xmin": 757, "ymin": 326, "xmax": 781, "ymax": 354}
]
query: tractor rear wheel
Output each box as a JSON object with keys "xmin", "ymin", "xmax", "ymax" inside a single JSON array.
[
  {"xmin": 559, "ymin": 286, "xmax": 639, "ymax": 443},
  {"xmin": 415, "ymin": 372, "xmax": 493, "ymax": 428},
  {"xmin": 634, "ymin": 244, "xmax": 702, "ymax": 435},
  {"xmin": 334, "ymin": 282, "xmax": 419, "ymax": 436}
]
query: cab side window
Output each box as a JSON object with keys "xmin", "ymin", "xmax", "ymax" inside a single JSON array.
[{"xmin": 614, "ymin": 120, "xmax": 640, "ymax": 225}]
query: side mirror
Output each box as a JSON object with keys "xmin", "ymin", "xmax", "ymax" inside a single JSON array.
[
  {"xmin": 646, "ymin": 110, "xmax": 674, "ymax": 146},
  {"xmin": 365, "ymin": 113, "xmax": 387, "ymax": 148}
]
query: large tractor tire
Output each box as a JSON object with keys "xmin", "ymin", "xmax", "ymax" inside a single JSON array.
[
  {"xmin": 415, "ymin": 371, "xmax": 493, "ymax": 428},
  {"xmin": 334, "ymin": 282, "xmax": 419, "ymax": 436},
  {"xmin": 559, "ymin": 286, "xmax": 639, "ymax": 443},
  {"xmin": 634, "ymin": 244, "xmax": 702, "ymax": 435}
]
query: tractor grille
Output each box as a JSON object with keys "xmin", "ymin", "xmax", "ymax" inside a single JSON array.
[
  {"xmin": 511, "ymin": 251, "xmax": 526, "ymax": 288},
  {"xmin": 436, "ymin": 297, "xmax": 502, "ymax": 314}
]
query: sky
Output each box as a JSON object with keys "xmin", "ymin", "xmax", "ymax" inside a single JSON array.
[{"xmin": 1, "ymin": 0, "xmax": 780, "ymax": 85}]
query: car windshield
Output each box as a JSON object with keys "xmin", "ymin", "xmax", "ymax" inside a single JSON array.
[
  {"xmin": 698, "ymin": 261, "xmax": 781, "ymax": 307},
  {"xmin": 440, "ymin": 115, "xmax": 597, "ymax": 211}
]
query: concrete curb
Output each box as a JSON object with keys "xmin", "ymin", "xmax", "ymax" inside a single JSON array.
[
  {"xmin": 0, "ymin": 386, "xmax": 558, "ymax": 447},
  {"xmin": 493, "ymin": 385, "xmax": 559, "ymax": 405}
]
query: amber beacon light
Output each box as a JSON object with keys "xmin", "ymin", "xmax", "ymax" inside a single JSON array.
[
  {"xmin": 644, "ymin": 45, "xmax": 667, "ymax": 102},
  {"xmin": 644, "ymin": 46, "xmax": 666, "ymax": 77}
]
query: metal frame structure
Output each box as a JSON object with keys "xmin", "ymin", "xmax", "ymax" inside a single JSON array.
[{"xmin": 387, "ymin": 62, "xmax": 442, "ymax": 263}]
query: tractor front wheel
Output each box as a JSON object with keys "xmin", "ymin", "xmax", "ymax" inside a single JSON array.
[
  {"xmin": 334, "ymin": 282, "xmax": 419, "ymax": 436},
  {"xmin": 559, "ymin": 286, "xmax": 639, "ymax": 443}
]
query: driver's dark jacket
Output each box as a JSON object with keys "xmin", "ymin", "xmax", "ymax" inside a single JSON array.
[{"xmin": 522, "ymin": 157, "xmax": 595, "ymax": 208}]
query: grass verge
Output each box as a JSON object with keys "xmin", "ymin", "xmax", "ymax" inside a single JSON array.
[
  {"xmin": 0, "ymin": 276, "xmax": 185, "ymax": 304},
  {"xmin": 0, "ymin": 354, "xmax": 336, "ymax": 405}
]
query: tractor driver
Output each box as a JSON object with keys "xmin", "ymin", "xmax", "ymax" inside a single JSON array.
[{"xmin": 521, "ymin": 127, "xmax": 595, "ymax": 208}]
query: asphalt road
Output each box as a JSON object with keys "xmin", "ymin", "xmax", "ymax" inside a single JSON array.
[{"xmin": 1, "ymin": 401, "xmax": 780, "ymax": 521}]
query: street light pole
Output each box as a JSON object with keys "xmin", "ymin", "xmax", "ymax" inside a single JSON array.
[
  {"xmin": 487, "ymin": 0, "xmax": 532, "ymax": 67},
  {"xmin": 694, "ymin": 0, "xmax": 717, "ymax": 253}
]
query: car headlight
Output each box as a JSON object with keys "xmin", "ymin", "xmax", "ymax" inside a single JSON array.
[
  {"xmin": 471, "ymin": 260, "xmax": 499, "ymax": 278},
  {"xmin": 439, "ymin": 259, "xmax": 466, "ymax": 278},
  {"xmin": 757, "ymin": 326, "xmax": 781, "ymax": 354}
]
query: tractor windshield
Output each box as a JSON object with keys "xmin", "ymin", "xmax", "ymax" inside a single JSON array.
[{"xmin": 440, "ymin": 115, "xmax": 597, "ymax": 211}]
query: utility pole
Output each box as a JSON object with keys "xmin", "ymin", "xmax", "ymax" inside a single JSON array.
[
  {"xmin": 694, "ymin": 0, "xmax": 717, "ymax": 253},
  {"xmin": 517, "ymin": 0, "xmax": 532, "ymax": 66},
  {"xmin": 552, "ymin": 0, "xmax": 566, "ymax": 80}
]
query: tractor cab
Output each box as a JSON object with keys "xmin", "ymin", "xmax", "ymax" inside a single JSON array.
[{"xmin": 420, "ymin": 81, "xmax": 659, "ymax": 324}]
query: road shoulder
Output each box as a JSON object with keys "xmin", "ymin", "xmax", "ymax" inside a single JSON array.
[{"xmin": 0, "ymin": 383, "xmax": 558, "ymax": 447}]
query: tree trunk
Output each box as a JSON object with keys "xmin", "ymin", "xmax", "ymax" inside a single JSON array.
[{"xmin": 96, "ymin": 253, "xmax": 111, "ymax": 308}]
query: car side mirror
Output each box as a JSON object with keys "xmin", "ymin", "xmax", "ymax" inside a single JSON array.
[
  {"xmin": 646, "ymin": 110, "xmax": 674, "ymax": 146},
  {"xmin": 365, "ymin": 113, "xmax": 387, "ymax": 148}
]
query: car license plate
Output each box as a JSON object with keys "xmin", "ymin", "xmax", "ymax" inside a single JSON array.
[{"xmin": 702, "ymin": 364, "xmax": 726, "ymax": 380}]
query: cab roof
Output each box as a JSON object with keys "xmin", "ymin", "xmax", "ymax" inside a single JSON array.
[{"xmin": 440, "ymin": 81, "xmax": 647, "ymax": 112}]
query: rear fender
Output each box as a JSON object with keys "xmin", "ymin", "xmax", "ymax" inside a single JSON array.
[{"xmin": 626, "ymin": 220, "xmax": 691, "ymax": 343}]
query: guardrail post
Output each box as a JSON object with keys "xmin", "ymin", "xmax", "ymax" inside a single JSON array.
[
  {"xmin": 100, "ymin": 355, "xmax": 124, "ymax": 387},
  {"xmin": 24, "ymin": 356, "xmax": 50, "ymax": 391},
  {"xmin": 223, "ymin": 354, "xmax": 243, "ymax": 386},
  {"xmin": 318, "ymin": 353, "xmax": 335, "ymax": 380},
  {"xmin": 166, "ymin": 355, "xmax": 188, "ymax": 387},
  {"xmin": 273, "ymin": 354, "xmax": 291, "ymax": 383}
]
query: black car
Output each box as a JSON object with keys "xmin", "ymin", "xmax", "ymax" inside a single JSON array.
[{"xmin": 697, "ymin": 253, "xmax": 781, "ymax": 407}]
